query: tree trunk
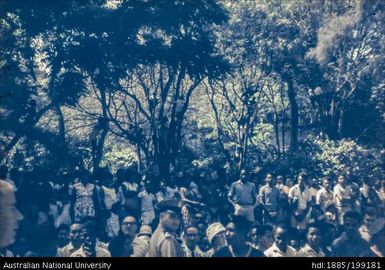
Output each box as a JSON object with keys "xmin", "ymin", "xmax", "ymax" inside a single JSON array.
[
  {"xmin": 338, "ymin": 107, "xmax": 346, "ymax": 139},
  {"xmin": 281, "ymin": 111, "xmax": 286, "ymax": 155},
  {"xmin": 287, "ymin": 79, "xmax": 298, "ymax": 152},
  {"xmin": 92, "ymin": 89, "xmax": 109, "ymax": 171},
  {"xmin": 326, "ymin": 99, "xmax": 341, "ymax": 140},
  {"xmin": 1, "ymin": 103, "xmax": 54, "ymax": 162},
  {"xmin": 274, "ymin": 112, "xmax": 281, "ymax": 158},
  {"xmin": 55, "ymin": 105, "xmax": 70, "ymax": 166}
]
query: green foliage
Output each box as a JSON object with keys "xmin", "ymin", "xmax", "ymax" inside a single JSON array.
[
  {"xmin": 100, "ymin": 145, "xmax": 137, "ymax": 175},
  {"xmin": 1, "ymin": 0, "xmax": 384, "ymax": 181},
  {"xmin": 314, "ymin": 139, "xmax": 382, "ymax": 180}
]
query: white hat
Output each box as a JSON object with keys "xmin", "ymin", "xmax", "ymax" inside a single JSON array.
[
  {"xmin": 206, "ymin": 222, "xmax": 226, "ymax": 244},
  {"xmin": 138, "ymin": 225, "xmax": 152, "ymax": 236}
]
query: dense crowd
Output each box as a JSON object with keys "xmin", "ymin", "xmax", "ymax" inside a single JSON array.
[{"xmin": 1, "ymin": 165, "xmax": 384, "ymax": 257}]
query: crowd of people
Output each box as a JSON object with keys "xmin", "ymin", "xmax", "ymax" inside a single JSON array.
[{"xmin": 1, "ymin": 165, "xmax": 385, "ymax": 257}]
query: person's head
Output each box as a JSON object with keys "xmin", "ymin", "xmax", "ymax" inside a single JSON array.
[
  {"xmin": 362, "ymin": 209, "xmax": 377, "ymax": 228},
  {"xmin": 206, "ymin": 222, "xmax": 227, "ymax": 250},
  {"xmin": 240, "ymin": 169, "xmax": 247, "ymax": 183},
  {"xmin": 273, "ymin": 224, "xmax": 290, "ymax": 251},
  {"xmin": 322, "ymin": 178, "xmax": 330, "ymax": 189},
  {"xmin": 56, "ymin": 224, "xmax": 70, "ymax": 247},
  {"xmin": 249, "ymin": 226, "xmax": 259, "ymax": 244},
  {"xmin": 158, "ymin": 199, "xmax": 182, "ymax": 233},
  {"xmin": 286, "ymin": 178, "xmax": 294, "ymax": 188},
  {"xmin": 121, "ymin": 216, "xmax": 138, "ymax": 239},
  {"xmin": 226, "ymin": 215, "xmax": 250, "ymax": 246},
  {"xmin": 0, "ymin": 180, "xmax": 23, "ymax": 248},
  {"xmin": 80, "ymin": 221, "xmax": 97, "ymax": 248},
  {"xmin": 225, "ymin": 222, "xmax": 236, "ymax": 244},
  {"xmin": 69, "ymin": 223, "xmax": 82, "ymax": 248},
  {"xmin": 160, "ymin": 211, "xmax": 180, "ymax": 233},
  {"xmin": 265, "ymin": 173, "xmax": 273, "ymax": 186},
  {"xmin": 338, "ymin": 175, "xmax": 346, "ymax": 186},
  {"xmin": 297, "ymin": 172, "xmax": 307, "ymax": 188},
  {"xmin": 184, "ymin": 226, "xmax": 200, "ymax": 250},
  {"xmin": 258, "ymin": 225, "xmax": 274, "ymax": 249},
  {"xmin": 276, "ymin": 175, "xmax": 284, "ymax": 185},
  {"xmin": 343, "ymin": 211, "xmax": 362, "ymax": 236},
  {"xmin": 306, "ymin": 223, "xmax": 322, "ymax": 249}
]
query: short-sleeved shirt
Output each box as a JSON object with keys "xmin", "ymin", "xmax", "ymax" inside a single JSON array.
[
  {"xmin": 297, "ymin": 244, "xmax": 326, "ymax": 257},
  {"xmin": 316, "ymin": 187, "xmax": 334, "ymax": 210},
  {"xmin": 138, "ymin": 190, "xmax": 155, "ymax": 212},
  {"xmin": 131, "ymin": 236, "xmax": 150, "ymax": 257},
  {"xmin": 288, "ymin": 184, "xmax": 311, "ymax": 210},
  {"xmin": 148, "ymin": 225, "xmax": 185, "ymax": 257},
  {"xmin": 258, "ymin": 184, "xmax": 280, "ymax": 213},
  {"xmin": 70, "ymin": 245, "xmax": 111, "ymax": 257},
  {"xmin": 333, "ymin": 184, "xmax": 352, "ymax": 208},
  {"xmin": 264, "ymin": 243, "xmax": 297, "ymax": 257},
  {"xmin": 228, "ymin": 181, "xmax": 256, "ymax": 205},
  {"xmin": 57, "ymin": 242, "xmax": 78, "ymax": 257}
]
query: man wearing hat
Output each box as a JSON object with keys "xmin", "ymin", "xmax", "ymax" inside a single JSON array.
[
  {"xmin": 148, "ymin": 199, "xmax": 185, "ymax": 257},
  {"xmin": 131, "ymin": 225, "xmax": 152, "ymax": 257},
  {"xmin": 206, "ymin": 222, "xmax": 231, "ymax": 257}
]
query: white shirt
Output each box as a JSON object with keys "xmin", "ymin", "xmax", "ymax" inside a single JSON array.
[
  {"xmin": 288, "ymin": 184, "xmax": 311, "ymax": 210},
  {"xmin": 333, "ymin": 184, "xmax": 352, "ymax": 208},
  {"xmin": 70, "ymin": 245, "xmax": 111, "ymax": 257},
  {"xmin": 264, "ymin": 243, "xmax": 297, "ymax": 257},
  {"xmin": 139, "ymin": 190, "xmax": 155, "ymax": 212},
  {"xmin": 316, "ymin": 187, "xmax": 334, "ymax": 210}
]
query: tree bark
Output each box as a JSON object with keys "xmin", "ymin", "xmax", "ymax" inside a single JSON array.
[{"xmin": 287, "ymin": 79, "xmax": 298, "ymax": 152}]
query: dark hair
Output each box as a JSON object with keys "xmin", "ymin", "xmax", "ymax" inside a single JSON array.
[
  {"xmin": 298, "ymin": 171, "xmax": 308, "ymax": 179},
  {"xmin": 184, "ymin": 225, "xmax": 198, "ymax": 234},
  {"xmin": 81, "ymin": 220, "xmax": 97, "ymax": 236},
  {"xmin": 344, "ymin": 211, "xmax": 362, "ymax": 222},
  {"xmin": 273, "ymin": 223, "xmax": 290, "ymax": 234},
  {"xmin": 56, "ymin": 224, "xmax": 70, "ymax": 233},
  {"xmin": 256, "ymin": 225, "xmax": 273, "ymax": 237},
  {"xmin": 306, "ymin": 222, "xmax": 322, "ymax": 233}
]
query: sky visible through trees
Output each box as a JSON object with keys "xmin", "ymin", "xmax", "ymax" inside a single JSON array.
[{"xmin": 1, "ymin": 0, "xmax": 384, "ymax": 181}]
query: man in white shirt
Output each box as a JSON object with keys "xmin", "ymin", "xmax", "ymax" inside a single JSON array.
[
  {"xmin": 264, "ymin": 224, "xmax": 297, "ymax": 257},
  {"xmin": 70, "ymin": 221, "xmax": 111, "ymax": 257},
  {"xmin": 138, "ymin": 183, "xmax": 156, "ymax": 226},
  {"xmin": 288, "ymin": 172, "xmax": 312, "ymax": 230},
  {"xmin": 333, "ymin": 175, "xmax": 353, "ymax": 225},
  {"xmin": 182, "ymin": 226, "xmax": 207, "ymax": 257},
  {"xmin": 316, "ymin": 178, "xmax": 334, "ymax": 211}
]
